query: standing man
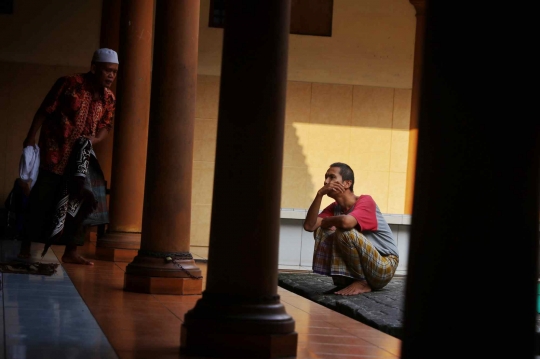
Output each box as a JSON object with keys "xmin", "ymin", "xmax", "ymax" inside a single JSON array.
[
  {"xmin": 303, "ymin": 162, "xmax": 399, "ymax": 295},
  {"xmin": 19, "ymin": 48, "xmax": 119, "ymax": 265}
]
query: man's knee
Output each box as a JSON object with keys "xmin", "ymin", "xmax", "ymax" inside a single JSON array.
[
  {"xmin": 334, "ymin": 228, "xmax": 365, "ymax": 247},
  {"xmin": 314, "ymin": 227, "xmax": 335, "ymax": 240}
]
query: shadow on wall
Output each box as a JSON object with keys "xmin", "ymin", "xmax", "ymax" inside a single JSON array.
[
  {"xmin": 0, "ymin": 69, "xmax": 411, "ymax": 249},
  {"xmin": 189, "ymin": 76, "xmax": 317, "ymax": 247},
  {"xmin": 189, "ymin": 77, "xmax": 411, "ymax": 247},
  {"xmin": 278, "ymin": 82, "xmax": 411, "ymax": 268},
  {"xmin": 281, "ymin": 81, "xmax": 411, "ymax": 214},
  {"xmin": 281, "ymin": 81, "xmax": 315, "ymax": 210}
]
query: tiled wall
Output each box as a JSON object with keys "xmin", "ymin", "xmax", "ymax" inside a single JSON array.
[
  {"xmin": 0, "ymin": 0, "xmax": 415, "ymax": 249},
  {"xmin": 191, "ymin": 75, "xmax": 411, "ymax": 246},
  {"xmin": 0, "ymin": 65, "xmax": 410, "ymax": 248}
]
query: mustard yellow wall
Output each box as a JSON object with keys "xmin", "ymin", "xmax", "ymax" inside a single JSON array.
[
  {"xmin": 0, "ymin": 62, "xmax": 88, "ymax": 201},
  {"xmin": 0, "ymin": 0, "xmax": 102, "ymax": 66},
  {"xmin": 192, "ymin": 0, "xmax": 416, "ymax": 246},
  {"xmin": 0, "ymin": 0, "xmax": 102, "ymax": 215},
  {"xmin": 191, "ymin": 76, "xmax": 411, "ymax": 246},
  {"xmin": 0, "ymin": 0, "xmax": 415, "ymax": 249},
  {"xmin": 198, "ymin": 0, "xmax": 416, "ymax": 88}
]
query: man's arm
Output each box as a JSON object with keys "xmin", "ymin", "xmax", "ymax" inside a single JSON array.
[
  {"xmin": 23, "ymin": 110, "xmax": 47, "ymax": 147},
  {"xmin": 88, "ymin": 127, "xmax": 109, "ymax": 146},
  {"xmin": 321, "ymin": 215, "xmax": 358, "ymax": 230},
  {"xmin": 303, "ymin": 182, "xmax": 346, "ymax": 232},
  {"xmin": 91, "ymin": 94, "xmax": 115, "ymax": 146},
  {"xmin": 303, "ymin": 192, "xmax": 324, "ymax": 232}
]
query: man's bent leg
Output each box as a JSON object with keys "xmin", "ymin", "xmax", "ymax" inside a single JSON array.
[
  {"xmin": 332, "ymin": 229, "xmax": 371, "ymax": 295},
  {"xmin": 312, "ymin": 227, "xmax": 336, "ymax": 277},
  {"xmin": 310, "ymin": 228, "xmax": 359, "ymax": 290},
  {"xmin": 332, "ymin": 229, "xmax": 398, "ymax": 294},
  {"xmin": 312, "ymin": 228, "xmax": 356, "ymax": 291}
]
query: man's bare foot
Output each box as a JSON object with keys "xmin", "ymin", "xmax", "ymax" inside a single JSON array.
[
  {"xmin": 334, "ymin": 280, "xmax": 372, "ymax": 296},
  {"xmin": 61, "ymin": 254, "xmax": 94, "ymax": 266}
]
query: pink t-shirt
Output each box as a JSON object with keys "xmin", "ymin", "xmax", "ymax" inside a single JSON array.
[
  {"xmin": 319, "ymin": 195, "xmax": 377, "ymax": 231},
  {"xmin": 318, "ymin": 195, "xmax": 399, "ymax": 256}
]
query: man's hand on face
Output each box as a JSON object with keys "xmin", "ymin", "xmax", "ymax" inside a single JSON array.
[{"xmin": 318, "ymin": 181, "xmax": 346, "ymax": 197}]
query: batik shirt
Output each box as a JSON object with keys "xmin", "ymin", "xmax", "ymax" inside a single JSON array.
[{"xmin": 38, "ymin": 72, "xmax": 115, "ymax": 175}]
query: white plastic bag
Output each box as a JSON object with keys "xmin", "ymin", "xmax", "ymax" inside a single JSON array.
[{"xmin": 19, "ymin": 144, "xmax": 40, "ymax": 189}]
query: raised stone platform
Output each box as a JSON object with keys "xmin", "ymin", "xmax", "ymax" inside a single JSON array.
[{"xmin": 278, "ymin": 272, "xmax": 406, "ymax": 339}]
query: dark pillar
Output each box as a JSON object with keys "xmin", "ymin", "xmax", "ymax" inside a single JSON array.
[
  {"xmin": 99, "ymin": 0, "xmax": 121, "ymax": 52},
  {"xmin": 84, "ymin": 0, "xmax": 122, "ymax": 244},
  {"xmin": 96, "ymin": 0, "xmax": 153, "ymax": 261},
  {"xmin": 404, "ymin": 0, "xmax": 425, "ymax": 214},
  {"xmin": 123, "ymin": 0, "xmax": 202, "ymax": 295},
  {"xmin": 401, "ymin": 2, "xmax": 539, "ymax": 359},
  {"xmin": 180, "ymin": 1, "xmax": 297, "ymax": 357}
]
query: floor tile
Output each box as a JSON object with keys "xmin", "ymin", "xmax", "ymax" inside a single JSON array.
[
  {"xmin": 0, "ymin": 240, "xmax": 119, "ymax": 359},
  {"xmin": 1, "ymin": 238, "xmax": 403, "ymax": 358}
]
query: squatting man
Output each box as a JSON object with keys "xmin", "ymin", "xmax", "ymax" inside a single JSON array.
[{"xmin": 303, "ymin": 162, "xmax": 399, "ymax": 295}]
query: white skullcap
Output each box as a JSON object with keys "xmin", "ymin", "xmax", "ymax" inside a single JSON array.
[{"xmin": 92, "ymin": 48, "xmax": 119, "ymax": 64}]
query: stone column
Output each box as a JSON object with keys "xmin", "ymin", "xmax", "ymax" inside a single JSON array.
[
  {"xmin": 180, "ymin": 1, "xmax": 297, "ymax": 357},
  {"xmin": 404, "ymin": 0, "xmax": 425, "ymax": 214},
  {"xmin": 400, "ymin": 2, "xmax": 539, "ymax": 359},
  {"xmin": 93, "ymin": 0, "xmax": 121, "ymax": 189},
  {"xmin": 123, "ymin": 0, "xmax": 202, "ymax": 295},
  {"xmin": 96, "ymin": 0, "xmax": 153, "ymax": 261}
]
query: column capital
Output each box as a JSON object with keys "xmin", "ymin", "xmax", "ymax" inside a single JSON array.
[{"xmin": 409, "ymin": 0, "xmax": 426, "ymax": 15}]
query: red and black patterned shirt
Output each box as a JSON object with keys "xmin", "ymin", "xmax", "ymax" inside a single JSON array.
[{"xmin": 38, "ymin": 72, "xmax": 115, "ymax": 175}]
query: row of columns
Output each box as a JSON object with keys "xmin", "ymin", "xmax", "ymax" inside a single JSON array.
[
  {"xmin": 124, "ymin": 0, "xmax": 203, "ymax": 294},
  {"xmin": 94, "ymin": 0, "xmax": 297, "ymax": 356},
  {"xmin": 92, "ymin": 0, "xmax": 539, "ymax": 358},
  {"xmin": 96, "ymin": 0, "xmax": 202, "ymax": 294}
]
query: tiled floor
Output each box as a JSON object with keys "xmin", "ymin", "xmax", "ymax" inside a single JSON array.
[
  {"xmin": 0, "ymin": 240, "xmax": 118, "ymax": 359},
  {"xmin": 0, "ymin": 238, "xmax": 402, "ymax": 359}
]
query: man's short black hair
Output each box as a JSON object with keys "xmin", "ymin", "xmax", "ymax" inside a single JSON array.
[{"xmin": 330, "ymin": 162, "xmax": 354, "ymax": 192}]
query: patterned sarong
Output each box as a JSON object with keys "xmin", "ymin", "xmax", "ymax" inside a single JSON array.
[
  {"xmin": 42, "ymin": 137, "xmax": 108, "ymax": 256},
  {"xmin": 312, "ymin": 228, "xmax": 399, "ymax": 290}
]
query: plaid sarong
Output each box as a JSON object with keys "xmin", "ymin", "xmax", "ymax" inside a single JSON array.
[{"xmin": 312, "ymin": 228, "xmax": 399, "ymax": 290}]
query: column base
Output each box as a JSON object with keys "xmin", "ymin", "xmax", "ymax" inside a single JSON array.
[
  {"xmin": 124, "ymin": 273, "xmax": 202, "ymax": 294},
  {"xmin": 95, "ymin": 232, "xmax": 141, "ymax": 262},
  {"xmin": 180, "ymin": 292, "xmax": 297, "ymax": 358},
  {"xmin": 124, "ymin": 251, "xmax": 203, "ymax": 295},
  {"xmin": 180, "ymin": 329, "xmax": 298, "ymax": 358}
]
